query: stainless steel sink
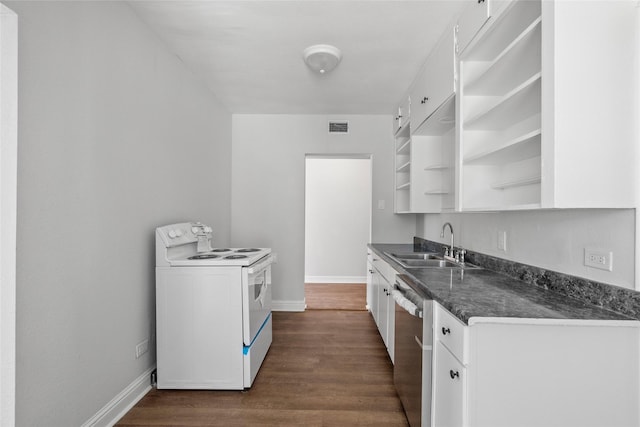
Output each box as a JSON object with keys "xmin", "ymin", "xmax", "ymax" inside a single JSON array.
[
  {"xmin": 386, "ymin": 252, "xmax": 441, "ymax": 260},
  {"xmin": 384, "ymin": 251, "xmax": 481, "ymax": 270},
  {"xmin": 401, "ymin": 259, "xmax": 459, "ymax": 268}
]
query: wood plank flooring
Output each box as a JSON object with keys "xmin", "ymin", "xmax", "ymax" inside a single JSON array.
[
  {"xmin": 116, "ymin": 284, "xmax": 408, "ymax": 426},
  {"xmin": 304, "ymin": 283, "xmax": 367, "ymax": 311}
]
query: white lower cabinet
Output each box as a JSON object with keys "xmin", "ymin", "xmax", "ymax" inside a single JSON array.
[
  {"xmin": 366, "ymin": 251, "xmax": 374, "ymax": 312},
  {"xmin": 375, "ymin": 272, "xmax": 393, "ymax": 358},
  {"xmin": 367, "ymin": 255, "xmax": 396, "ymax": 362},
  {"xmin": 434, "ymin": 341, "xmax": 466, "ymax": 427},
  {"xmin": 432, "ymin": 302, "xmax": 640, "ymax": 427}
]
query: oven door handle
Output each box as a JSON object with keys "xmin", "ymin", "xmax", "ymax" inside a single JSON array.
[
  {"xmin": 415, "ymin": 335, "xmax": 432, "ymax": 351},
  {"xmin": 247, "ymin": 253, "xmax": 277, "ymax": 274},
  {"xmin": 256, "ymin": 278, "xmax": 268, "ymax": 308}
]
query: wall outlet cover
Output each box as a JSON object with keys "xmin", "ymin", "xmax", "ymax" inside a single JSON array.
[
  {"xmin": 136, "ymin": 339, "xmax": 149, "ymax": 359},
  {"xmin": 584, "ymin": 248, "xmax": 613, "ymax": 271}
]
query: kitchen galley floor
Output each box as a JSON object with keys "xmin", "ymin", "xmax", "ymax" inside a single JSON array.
[{"xmin": 116, "ymin": 284, "xmax": 408, "ymax": 426}]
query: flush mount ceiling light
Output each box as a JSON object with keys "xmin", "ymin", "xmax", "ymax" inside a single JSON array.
[{"xmin": 303, "ymin": 44, "xmax": 342, "ymax": 74}]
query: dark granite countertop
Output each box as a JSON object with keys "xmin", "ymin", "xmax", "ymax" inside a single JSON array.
[{"xmin": 369, "ymin": 243, "xmax": 637, "ymax": 325}]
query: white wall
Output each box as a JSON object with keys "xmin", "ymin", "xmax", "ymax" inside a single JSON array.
[
  {"xmin": 304, "ymin": 157, "xmax": 371, "ymax": 283},
  {"xmin": 417, "ymin": 209, "xmax": 635, "ymax": 290},
  {"xmin": 6, "ymin": 2, "xmax": 231, "ymax": 425},
  {"xmin": 231, "ymin": 115, "xmax": 415, "ymax": 310}
]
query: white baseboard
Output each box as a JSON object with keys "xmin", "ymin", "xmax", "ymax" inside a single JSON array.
[
  {"xmin": 82, "ymin": 366, "xmax": 155, "ymax": 427},
  {"xmin": 272, "ymin": 299, "xmax": 306, "ymax": 312},
  {"xmin": 304, "ymin": 276, "xmax": 366, "ymax": 284}
]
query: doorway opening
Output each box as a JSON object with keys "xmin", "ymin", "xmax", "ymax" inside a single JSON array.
[{"xmin": 304, "ymin": 155, "xmax": 372, "ymax": 310}]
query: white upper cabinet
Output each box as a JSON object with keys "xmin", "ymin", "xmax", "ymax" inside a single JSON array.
[
  {"xmin": 456, "ymin": 0, "xmax": 511, "ymax": 55},
  {"xmin": 539, "ymin": 0, "xmax": 637, "ymax": 208},
  {"xmin": 394, "ymin": 0, "xmax": 636, "ymax": 213},
  {"xmin": 457, "ymin": 0, "xmax": 637, "ymax": 211},
  {"xmin": 393, "ymin": 23, "xmax": 457, "ymax": 214},
  {"xmin": 456, "ymin": 0, "xmax": 491, "ymax": 55},
  {"xmin": 410, "ymin": 25, "xmax": 456, "ymax": 134},
  {"xmin": 459, "ymin": 0, "xmax": 542, "ymax": 210},
  {"xmin": 394, "ymin": 124, "xmax": 412, "ymax": 213},
  {"xmin": 394, "ymin": 94, "xmax": 410, "ymax": 135}
]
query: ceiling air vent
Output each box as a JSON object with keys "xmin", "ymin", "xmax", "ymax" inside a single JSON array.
[{"xmin": 329, "ymin": 121, "xmax": 349, "ymax": 134}]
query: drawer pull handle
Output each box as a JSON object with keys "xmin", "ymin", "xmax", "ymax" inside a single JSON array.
[
  {"xmin": 450, "ymin": 370, "xmax": 459, "ymax": 379},
  {"xmin": 442, "ymin": 327, "xmax": 451, "ymax": 335}
]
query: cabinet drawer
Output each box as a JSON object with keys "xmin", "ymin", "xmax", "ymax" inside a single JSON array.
[
  {"xmin": 435, "ymin": 303, "xmax": 468, "ymax": 364},
  {"xmin": 372, "ymin": 257, "xmax": 395, "ymax": 284},
  {"xmin": 434, "ymin": 341, "xmax": 466, "ymax": 427}
]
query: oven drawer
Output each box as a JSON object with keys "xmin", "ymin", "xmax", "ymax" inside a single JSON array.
[
  {"xmin": 435, "ymin": 303, "xmax": 468, "ymax": 364},
  {"xmin": 243, "ymin": 314, "xmax": 272, "ymax": 387}
]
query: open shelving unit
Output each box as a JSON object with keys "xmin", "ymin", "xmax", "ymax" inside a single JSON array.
[
  {"xmin": 411, "ymin": 94, "xmax": 456, "ymax": 213},
  {"xmin": 459, "ymin": 0, "xmax": 542, "ymax": 211},
  {"xmin": 394, "ymin": 124, "xmax": 412, "ymax": 213}
]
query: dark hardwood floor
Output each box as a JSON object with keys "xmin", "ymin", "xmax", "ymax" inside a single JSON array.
[
  {"xmin": 116, "ymin": 284, "xmax": 408, "ymax": 426},
  {"xmin": 304, "ymin": 283, "xmax": 367, "ymax": 311}
]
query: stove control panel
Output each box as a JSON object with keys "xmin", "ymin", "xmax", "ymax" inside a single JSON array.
[{"xmin": 156, "ymin": 222, "xmax": 208, "ymax": 248}]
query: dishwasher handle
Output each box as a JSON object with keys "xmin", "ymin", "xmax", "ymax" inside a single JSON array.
[{"xmin": 392, "ymin": 285, "xmax": 423, "ymax": 319}]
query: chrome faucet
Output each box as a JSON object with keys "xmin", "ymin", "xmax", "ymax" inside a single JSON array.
[{"xmin": 441, "ymin": 222, "xmax": 454, "ymax": 260}]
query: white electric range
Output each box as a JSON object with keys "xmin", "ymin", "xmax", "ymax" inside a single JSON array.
[{"xmin": 155, "ymin": 222, "xmax": 275, "ymax": 389}]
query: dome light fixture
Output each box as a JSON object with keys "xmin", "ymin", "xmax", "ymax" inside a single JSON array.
[{"xmin": 303, "ymin": 44, "xmax": 342, "ymax": 74}]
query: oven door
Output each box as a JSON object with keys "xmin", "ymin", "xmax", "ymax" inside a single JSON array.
[{"xmin": 242, "ymin": 254, "xmax": 275, "ymax": 345}]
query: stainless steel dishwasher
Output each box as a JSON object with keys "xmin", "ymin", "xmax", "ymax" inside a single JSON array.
[{"xmin": 393, "ymin": 275, "xmax": 433, "ymax": 427}]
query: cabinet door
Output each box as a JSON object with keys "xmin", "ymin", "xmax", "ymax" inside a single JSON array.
[
  {"xmin": 409, "ymin": 61, "xmax": 429, "ymax": 130},
  {"xmin": 410, "ymin": 25, "xmax": 456, "ymax": 132},
  {"xmin": 377, "ymin": 274, "xmax": 389, "ymax": 346},
  {"xmin": 366, "ymin": 259, "xmax": 373, "ymax": 312},
  {"xmin": 394, "ymin": 95, "xmax": 411, "ymax": 134},
  {"xmin": 371, "ymin": 266, "xmax": 380, "ymax": 325},
  {"xmin": 386, "ymin": 284, "xmax": 395, "ymax": 362},
  {"xmin": 456, "ymin": 0, "xmax": 491, "ymax": 55},
  {"xmin": 433, "ymin": 341, "xmax": 466, "ymax": 427}
]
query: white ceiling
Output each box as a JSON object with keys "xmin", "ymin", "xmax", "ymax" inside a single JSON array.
[{"xmin": 128, "ymin": 1, "xmax": 467, "ymax": 114}]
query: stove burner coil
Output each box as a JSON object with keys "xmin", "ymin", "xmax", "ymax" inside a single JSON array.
[
  {"xmin": 236, "ymin": 248, "xmax": 261, "ymax": 253},
  {"xmin": 225, "ymin": 254, "xmax": 248, "ymax": 259},
  {"xmin": 209, "ymin": 248, "xmax": 232, "ymax": 253},
  {"xmin": 188, "ymin": 254, "xmax": 220, "ymax": 260}
]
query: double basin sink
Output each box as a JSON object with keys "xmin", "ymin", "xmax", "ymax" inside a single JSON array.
[{"xmin": 385, "ymin": 252, "xmax": 481, "ymax": 270}]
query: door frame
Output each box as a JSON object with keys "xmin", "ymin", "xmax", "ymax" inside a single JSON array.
[
  {"xmin": 303, "ymin": 154, "xmax": 373, "ymax": 285},
  {"xmin": 0, "ymin": 4, "xmax": 18, "ymax": 426}
]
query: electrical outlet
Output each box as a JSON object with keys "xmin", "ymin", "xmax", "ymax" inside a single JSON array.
[
  {"xmin": 584, "ymin": 248, "xmax": 613, "ymax": 271},
  {"xmin": 136, "ymin": 339, "xmax": 149, "ymax": 359},
  {"xmin": 497, "ymin": 231, "xmax": 507, "ymax": 252}
]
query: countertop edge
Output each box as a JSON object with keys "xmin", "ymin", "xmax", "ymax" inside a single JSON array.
[{"xmin": 368, "ymin": 243, "xmax": 639, "ymax": 326}]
